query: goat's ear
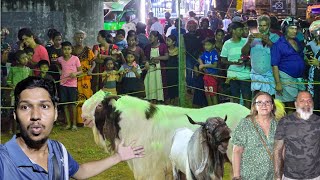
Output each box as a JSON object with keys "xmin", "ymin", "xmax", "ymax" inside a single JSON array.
[
  {"xmin": 186, "ymin": 115, "xmax": 205, "ymax": 126},
  {"xmin": 224, "ymin": 115, "xmax": 228, "ymax": 122}
]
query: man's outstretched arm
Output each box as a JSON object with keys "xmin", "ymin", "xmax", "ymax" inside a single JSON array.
[{"xmin": 73, "ymin": 140, "xmax": 144, "ymax": 179}]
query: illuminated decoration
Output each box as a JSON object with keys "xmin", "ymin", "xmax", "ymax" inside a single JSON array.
[
  {"xmin": 141, "ymin": 0, "xmax": 146, "ymax": 23},
  {"xmin": 236, "ymin": 0, "xmax": 243, "ymax": 11},
  {"xmin": 243, "ymin": 0, "xmax": 255, "ymax": 12},
  {"xmin": 103, "ymin": 0, "xmax": 132, "ymax": 11},
  {"xmin": 211, "ymin": 0, "xmax": 216, "ymax": 8}
]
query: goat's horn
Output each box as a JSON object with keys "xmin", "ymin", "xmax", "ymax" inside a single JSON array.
[
  {"xmin": 186, "ymin": 115, "xmax": 205, "ymax": 126},
  {"xmin": 224, "ymin": 115, "xmax": 228, "ymax": 122}
]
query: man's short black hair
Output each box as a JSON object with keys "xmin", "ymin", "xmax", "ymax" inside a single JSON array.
[
  {"xmin": 136, "ymin": 22, "xmax": 146, "ymax": 34},
  {"xmin": 229, "ymin": 22, "xmax": 245, "ymax": 31},
  {"xmin": 52, "ymin": 31, "xmax": 62, "ymax": 40},
  {"xmin": 61, "ymin": 41, "xmax": 72, "ymax": 48},
  {"xmin": 47, "ymin": 28, "xmax": 58, "ymax": 39},
  {"xmin": 14, "ymin": 76, "xmax": 58, "ymax": 110},
  {"xmin": 18, "ymin": 28, "xmax": 33, "ymax": 41}
]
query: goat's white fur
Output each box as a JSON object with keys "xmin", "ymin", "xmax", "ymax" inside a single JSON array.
[{"xmin": 82, "ymin": 90, "xmax": 251, "ymax": 179}]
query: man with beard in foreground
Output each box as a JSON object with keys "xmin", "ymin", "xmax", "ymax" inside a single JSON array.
[
  {"xmin": 274, "ymin": 91, "xmax": 320, "ymax": 180},
  {"xmin": 0, "ymin": 76, "xmax": 144, "ymax": 180}
]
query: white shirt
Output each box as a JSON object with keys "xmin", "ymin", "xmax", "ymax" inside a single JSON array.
[
  {"xmin": 122, "ymin": 22, "xmax": 136, "ymax": 39},
  {"xmin": 166, "ymin": 26, "xmax": 175, "ymax": 37},
  {"xmin": 150, "ymin": 21, "xmax": 164, "ymax": 35},
  {"xmin": 222, "ymin": 18, "xmax": 232, "ymax": 32}
]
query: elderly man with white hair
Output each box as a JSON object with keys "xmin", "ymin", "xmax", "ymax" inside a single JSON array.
[{"xmin": 274, "ymin": 91, "xmax": 320, "ymax": 180}]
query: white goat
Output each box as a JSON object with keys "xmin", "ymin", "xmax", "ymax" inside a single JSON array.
[{"xmin": 170, "ymin": 116, "xmax": 231, "ymax": 180}]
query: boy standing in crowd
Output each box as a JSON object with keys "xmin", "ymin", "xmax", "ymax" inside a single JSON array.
[
  {"xmin": 57, "ymin": 41, "xmax": 82, "ymax": 130},
  {"xmin": 198, "ymin": 37, "xmax": 219, "ymax": 105}
]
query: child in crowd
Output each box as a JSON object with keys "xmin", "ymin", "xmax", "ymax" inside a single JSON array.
[
  {"xmin": 165, "ymin": 35, "xmax": 179, "ymax": 105},
  {"xmin": 46, "ymin": 31, "xmax": 63, "ymax": 82},
  {"xmin": 215, "ymin": 29, "xmax": 225, "ymax": 54},
  {"xmin": 114, "ymin": 29, "xmax": 128, "ymax": 50},
  {"xmin": 127, "ymin": 30, "xmax": 137, "ymax": 37},
  {"xmin": 144, "ymin": 31, "xmax": 169, "ymax": 103},
  {"xmin": 45, "ymin": 28, "xmax": 58, "ymax": 47},
  {"xmin": 0, "ymin": 41, "xmax": 11, "ymax": 116},
  {"xmin": 119, "ymin": 52, "xmax": 144, "ymax": 98},
  {"xmin": 192, "ymin": 63, "xmax": 208, "ymax": 108},
  {"xmin": 7, "ymin": 50, "xmax": 33, "ymax": 104},
  {"xmin": 122, "ymin": 34, "xmax": 147, "ymax": 68},
  {"xmin": 88, "ymin": 58, "xmax": 120, "ymax": 95},
  {"xmin": 24, "ymin": 47, "xmax": 34, "ymax": 64},
  {"xmin": 136, "ymin": 22, "xmax": 150, "ymax": 50},
  {"xmin": 215, "ymin": 29, "xmax": 230, "ymax": 103},
  {"xmin": 57, "ymin": 41, "xmax": 82, "ymax": 131},
  {"xmin": 37, "ymin": 60, "xmax": 54, "ymax": 81},
  {"xmin": 7, "ymin": 50, "xmax": 33, "ymax": 133},
  {"xmin": 46, "ymin": 31, "xmax": 62, "ymax": 61},
  {"xmin": 198, "ymin": 37, "xmax": 219, "ymax": 105}
]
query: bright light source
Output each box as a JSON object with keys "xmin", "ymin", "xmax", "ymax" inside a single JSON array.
[
  {"xmin": 140, "ymin": 0, "xmax": 146, "ymax": 24},
  {"xmin": 213, "ymin": 0, "xmax": 216, "ymax": 8}
]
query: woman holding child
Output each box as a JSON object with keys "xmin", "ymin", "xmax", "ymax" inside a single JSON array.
[
  {"xmin": 92, "ymin": 30, "xmax": 120, "ymax": 92},
  {"xmin": 18, "ymin": 28, "xmax": 49, "ymax": 67}
]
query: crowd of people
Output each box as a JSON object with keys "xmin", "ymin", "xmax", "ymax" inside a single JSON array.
[
  {"xmin": 1, "ymin": 11, "xmax": 320, "ymax": 126},
  {"xmin": 1, "ymin": 9, "xmax": 320, "ymax": 180}
]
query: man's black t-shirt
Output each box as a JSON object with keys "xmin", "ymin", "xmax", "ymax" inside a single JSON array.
[
  {"xmin": 46, "ymin": 46, "xmax": 63, "ymax": 62},
  {"xmin": 275, "ymin": 113, "xmax": 320, "ymax": 179},
  {"xmin": 164, "ymin": 19, "xmax": 172, "ymax": 34}
]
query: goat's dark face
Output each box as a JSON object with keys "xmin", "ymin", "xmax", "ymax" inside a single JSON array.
[
  {"xmin": 94, "ymin": 96, "xmax": 121, "ymax": 151},
  {"xmin": 204, "ymin": 117, "xmax": 231, "ymax": 154},
  {"xmin": 187, "ymin": 115, "xmax": 231, "ymax": 154},
  {"xmin": 94, "ymin": 102, "xmax": 106, "ymax": 134}
]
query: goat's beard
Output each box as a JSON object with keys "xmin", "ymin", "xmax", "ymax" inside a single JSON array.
[{"xmin": 296, "ymin": 107, "xmax": 313, "ymax": 120}]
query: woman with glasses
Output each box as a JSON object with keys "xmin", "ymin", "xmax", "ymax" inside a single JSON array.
[{"xmin": 231, "ymin": 92, "xmax": 277, "ymax": 180}]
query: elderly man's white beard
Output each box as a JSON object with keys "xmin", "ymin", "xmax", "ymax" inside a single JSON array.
[{"xmin": 296, "ymin": 107, "xmax": 313, "ymax": 120}]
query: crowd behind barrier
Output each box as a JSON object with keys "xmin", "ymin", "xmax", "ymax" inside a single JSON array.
[
  {"xmin": 1, "ymin": 65, "xmax": 319, "ymax": 112},
  {"xmin": 1, "ymin": 11, "xmax": 320, "ymax": 180},
  {"xmin": 1, "ymin": 10, "xmax": 320, "ymax": 123}
]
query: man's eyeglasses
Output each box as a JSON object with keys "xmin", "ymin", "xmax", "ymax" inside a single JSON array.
[{"xmin": 255, "ymin": 101, "xmax": 272, "ymax": 106}]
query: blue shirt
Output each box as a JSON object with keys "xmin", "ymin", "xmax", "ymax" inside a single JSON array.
[
  {"xmin": 115, "ymin": 40, "xmax": 128, "ymax": 51},
  {"xmin": 271, "ymin": 36, "xmax": 305, "ymax": 78},
  {"xmin": 170, "ymin": 28, "xmax": 186, "ymax": 46},
  {"xmin": 250, "ymin": 33, "xmax": 279, "ymax": 74},
  {"xmin": 200, "ymin": 49, "xmax": 219, "ymax": 75},
  {"xmin": 0, "ymin": 135, "xmax": 79, "ymax": 180}
]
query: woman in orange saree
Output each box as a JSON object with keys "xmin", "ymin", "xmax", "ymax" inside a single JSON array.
[{"xmin": 73, "ymin": 30, "xmax": 95, "ymax": 125}]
